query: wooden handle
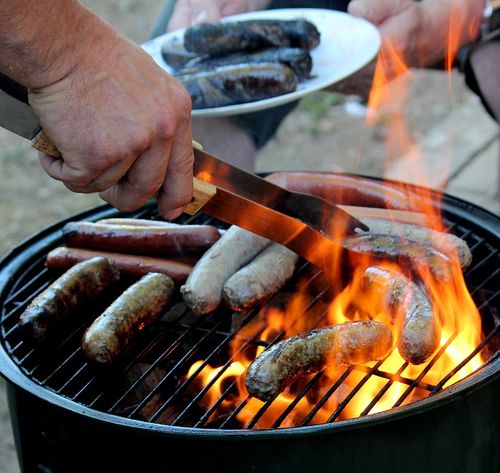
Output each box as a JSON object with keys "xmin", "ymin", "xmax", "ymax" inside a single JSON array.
[
  {"xmin": 184, "ymin": 177, "xmax": 217, "ymax": 215},
  {"xmin": 32, "ymin": 130, "xmax": 61, "ymax": 158}
]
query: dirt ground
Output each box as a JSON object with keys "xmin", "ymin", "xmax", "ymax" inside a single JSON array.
[{"xmin": 0, "ymin": 2, "xmax": 497, "ymax": 473}]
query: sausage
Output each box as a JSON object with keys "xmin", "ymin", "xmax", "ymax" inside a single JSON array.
[
  {"xmin": 266, "ymin": 171, "xmax": 413, "ymax": 210},
  {"xmin": 183, "ymin": 19, "xmax": 321, "ymax": 55},
  {"xmin": 344, "ymin": 233, "xmax": 454, "ymax": 283},
  {"xmin": 358, "ymin": 218, "xmax": 472, "ymax": 269},
  {"xmin": 245, "ymin": 321, "xmax": 393, "ymax": 402},
  {"xmin": 355, "ymin": 266, "xmax": 441, "ymax": 365},
  {"xmin": 176, "ymin": 62, "xmax": 298, "ymax": 109},
  {"xmin": 179, "ymin": 47, "xmax": 313, "ymax": 81},
  {"xmin": 96, "ymin": 218, "xmax": 179, "ymax": 227},
  {"xmin": 222, "ymin": 243, "xmax": 299, "ymax": 311},
  {"xmin": 45, "ymin": 247, "xmax": 193, "ymax": 285},
  {"xmin": 19, "ymin": 256, "xmax": 121, "ymax": 343},
  {"xmin": 180, "ymin": 225, "xmax": 272, "ymax": 314},
  {"xmin": 82, "ymin": 272, "xmax": 175, "ymax": 364},
  {"xmin": 62, "ymin": 221, "xmax": 221, "ymax": 256}
]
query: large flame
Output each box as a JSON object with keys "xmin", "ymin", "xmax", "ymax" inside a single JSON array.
[{"xmin": 179, "ymin": 24, "xmax": 486, "ymax": 430}]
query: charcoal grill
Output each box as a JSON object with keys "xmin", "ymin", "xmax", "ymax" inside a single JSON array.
[{"xmin": 0, "ymin": 177, "xmax": 498, "ymax": 473}]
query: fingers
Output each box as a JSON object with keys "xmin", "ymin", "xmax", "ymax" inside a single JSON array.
[
  {"xmin": 348, "ymin": 0, "xmax": 408, "ymax": 24},
  {"xmin": 168, "ymin": 0, "xmax": 223, "ymax": 32},
  {"xmin": 156, "ymin": 112, "xmax": 195, "ymax": 220}
]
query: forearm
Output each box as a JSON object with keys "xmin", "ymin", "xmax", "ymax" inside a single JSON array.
[
  {"xmin": 0, "ymin": 0, "xmax": 122, "ymax": 88},
  {"xmin": 417, "ymin": 0, "xmax": 484, "ymax": 66}
]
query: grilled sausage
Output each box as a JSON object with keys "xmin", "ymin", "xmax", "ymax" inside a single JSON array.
[
  {"xmin": 176, "ymin": 62, "xmax": 298, "ymax": 109},
  {"xmin": 62, "ymin": 221, "xmax": 220, "ymax": 256},
  {"xmin": 356, "ymin": 266, "xmax": 441, "ymax": 364},
  {"xmin": 82, "ymin": 272, "xmax": 175, "ymax": 364},
  {"xmin": 19, "ymin": 256, "xmax": 121, "ymax": 343},
  {"xmin": 45, "ymin": 247, "xmax": 192, "ymax": 285},
  {"xmin": 344, "ymin": 233, "xmax": 454, "ymax": 283},
  {"xmin": 179, "ymin": 47, "xmax": 313, "ymax": 81},
  {"xmin": 266, "ymin": 171, "xmax": 413, "ymax": 210},
  {"xmin": 180, "ymin": 225, "xmax": 272, "ymax": 314},
  {"xmin": 183, "ymin": 19, "xmax": 321, "ymax": 55},
  {"xmin": 222, "ymin": 243, "xmax": 299, "ymax": 311},
  {"xmin": 245, "ymin": 321, "xmax": 393, "ymax": 402},
  {"xmin": 96, "ymin": 218, "xmax": 179, "ymax": 227},
  {"xmin": 357, "ymin": 218, "xmax": 472, "ymax": 269}
]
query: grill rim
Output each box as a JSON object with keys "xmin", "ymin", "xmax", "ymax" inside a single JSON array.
[{"xmin": 0, "ymin": 176, "xmax": 499, "ymax": 439}]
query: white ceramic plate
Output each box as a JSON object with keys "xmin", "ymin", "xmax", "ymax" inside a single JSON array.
[{"xmin": 141, "ymin": 8, "xmax": 381, "ymax": 117}]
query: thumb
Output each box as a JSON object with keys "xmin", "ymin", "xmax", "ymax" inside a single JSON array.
[{"xmin": 348, "ymin": 0, "xmax": 406, "ymax": 24}]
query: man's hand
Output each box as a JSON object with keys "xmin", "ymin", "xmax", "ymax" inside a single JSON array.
[
  {"xmin": 31, "ymin": 36, "xmax": 194, "ymax": 220},
  {"xmin": 1, "ymin": 0, "xmax": 195, "ymax": 220},
  {"xmin": 167, "ymin": 0, "xmax": 271, "ymax": 32}
]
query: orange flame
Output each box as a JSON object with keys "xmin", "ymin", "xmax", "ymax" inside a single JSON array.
[{"xmin": 179, "ymin": 21, "xmax": 487, "ymax": 430}]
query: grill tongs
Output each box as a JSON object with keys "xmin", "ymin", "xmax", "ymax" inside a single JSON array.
[{"xmin": 0, "ymin": 73, "xmax": 368, "ymax": 273}]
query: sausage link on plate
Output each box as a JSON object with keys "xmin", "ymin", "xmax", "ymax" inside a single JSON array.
[
  {"xmin": 222, "ymin": 243, "xmax": 299, "ymax": 311},
  {"xmin": 19, "ymin": 256, "xmax": 121, "ymax": 343},
  {"xmin": 245, "ymin": 320, "xmax": 393, "ymax": 402},
  {"xmin": 181, "ymin": 225, "xmax": 272, "ymax": 314},
  {"xmin": 82, "ymin": 272, "xmax": 175, "ymax": 364}
]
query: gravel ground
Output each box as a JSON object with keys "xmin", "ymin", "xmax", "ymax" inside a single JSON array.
[{"xmin": 0, "ymin": 2, "xmax": 495, "ymax": 473}]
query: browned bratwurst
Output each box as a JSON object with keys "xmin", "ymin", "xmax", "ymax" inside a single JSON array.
[
  {"xmin": 45, "ymin": 246, "xmax": 192, "ymax": 285},
  {"xmin": 62, "ymin": 221, "xmax": 220, "ymax": 256},
  {"xmin": 344, "ymin": 233, "xmax": 454, "ymax": 283},
  {"xmin": 19, "ymin": 256, "xmax": 121, "ymax": 343},
  {"xmin": 245, "ymin": 320, "xmax": 393, "ymax": 402},
  {"xmin": 357, "ymin": 218, "xmax": 472, "ymax": 269},
  {"xmin": 181, "ymin": 225, "xmax": 272, "ymax": 314},
  {"xmin": 355, "ymin": 266, "xmax": 441, "ymax": 364},
  {"xmin": 266, "ymin": 171, "xmax": 413, "ymax": 210},
  {"xmin": 82, "ymin": 272, "xmax": 175, "ymax": 364},
  {"xmin": 222, "ymin": 243, "xmax": 299, "ymax": 311}
]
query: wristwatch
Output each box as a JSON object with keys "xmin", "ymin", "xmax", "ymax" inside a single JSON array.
[{"xmin": 481, "ymin": 0, "xmax": 500, "ymax": 38}]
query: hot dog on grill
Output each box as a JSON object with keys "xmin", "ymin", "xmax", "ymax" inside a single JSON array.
[
  {"xmin": 245, "ymin": 320, "xmax": 393, "ymax": 402},
  {"xmin": 19, "ymin": 256, "xmax": 121, "ymax": 343},
  {"xmin": 45, "ymin": 246, "xmax": 193, "ymax": 285},
  {"xmin": 82, "ymin": 272, "xmax": 175, "ymax": 364},
  {"xmin": 222, "ymin": 243, "xmax": 299, "ymax": 311},
  {"xmin": 266, "ymin": 171, "xmax": 413, "ymax": 210},
  {"xmin": 62, "ymin": 221, "xmax": 220, "ymax": 256},
  {"xmin": 355, "ymin": 266, "xmax": 441, "ymax": 365},
  {"xmin": 180, "ymin": 225, "xmax": 272, "ymax": 314}
]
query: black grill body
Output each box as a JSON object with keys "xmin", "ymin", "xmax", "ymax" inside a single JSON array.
[{"xmin": 0, "ymin": 180, "xmax": 499, "ymax": 473}]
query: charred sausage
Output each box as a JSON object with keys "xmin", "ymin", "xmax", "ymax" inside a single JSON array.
[
  {"xmin": 62, "ymin": 221, "xmax": 220, "ymax": 256},
  {"xmin": 180, "ymin": 225, "xmax": 272, "ymax": 314},
  {"xmin": 82, "ymin": 272, "xmax": 175, "ymax": 364},
  {"xmin": 183, "ymin": 19, "xmax": 321, "ymax": 55},
  {"xmin": 179, "ymin": 47, "xmax": 313, "ymax": 81},
  {"xmin": 45, "ymin": 247, "xmax": 193, "ymax": 285},
  {"xmin": 355, "ymin": 266, "xmax": 441, "ymax": 365},
  {"xmin": 222, "ymin": 243, "xmax": 299, "ymax": 311},
  {"xmin": 176, "ymin": 62, "xmax": 298, "ymax": 109},
  {"xmin": 245, "ymin": 321, "xmax": 393, "ymax": 402},
  {"xmin": 19, "ymin": 256, "xmax": 121, "ymax": 342}
]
